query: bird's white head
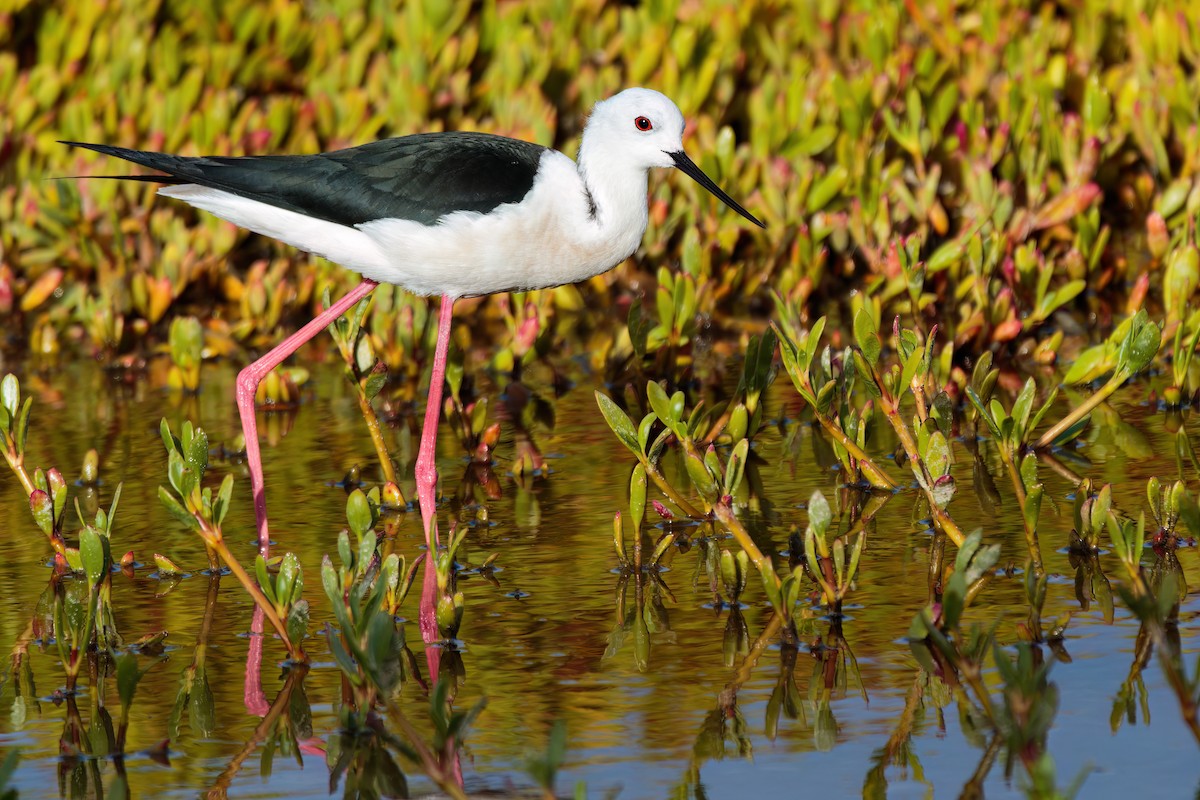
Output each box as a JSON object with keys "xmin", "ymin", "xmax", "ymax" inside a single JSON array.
[
  {"xmin": 585, "ymin": 88, "xmax": 686, "ymax": 170},
  {"xmin": 582, "ymin": 88, "xmax": 765, "ymax": 228}
]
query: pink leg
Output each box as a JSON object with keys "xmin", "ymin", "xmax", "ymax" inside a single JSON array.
[
  {"xmin": 243, "ymin": 605, "xmax": 269, "ymax": 716},
  {"xmin": 237, "ymin": 279, "xmax": 378, "ymax": 555},
  {"xmin": 417, "ymin": 294, "xmax": 455, "ymax": 648}
]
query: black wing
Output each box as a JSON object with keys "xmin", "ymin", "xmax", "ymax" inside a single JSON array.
[{"xmin": 61, "ymin": 133, "xmax": 549, "ymax": 227}]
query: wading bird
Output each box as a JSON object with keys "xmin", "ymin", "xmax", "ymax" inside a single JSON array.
[{"xmin": 64, "ymin": 87, "xmax": 764, "ymax": 649}]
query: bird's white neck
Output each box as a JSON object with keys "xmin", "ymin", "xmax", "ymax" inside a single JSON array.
[{"xmin": 575, "ymin": 138, "xmax": 651, "ymax": 258}]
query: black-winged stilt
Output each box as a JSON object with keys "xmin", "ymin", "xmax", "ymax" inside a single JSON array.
[{"xmin": 64, "ymin": 87, "xmax": 764, "ymax": 648}]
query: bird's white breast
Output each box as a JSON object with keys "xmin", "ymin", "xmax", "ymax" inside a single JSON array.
[
  {"xmin": 359, "ymin": 150, "xmax": 645, "ymax": 296},
  {"xmin": 160, "ymin": 150, "xmax": 648, "ymax": 298}
]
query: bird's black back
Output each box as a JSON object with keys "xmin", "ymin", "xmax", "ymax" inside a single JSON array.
[{"xmin": 62, "ymin": 133, "xmax": 549, "ymax": 227}]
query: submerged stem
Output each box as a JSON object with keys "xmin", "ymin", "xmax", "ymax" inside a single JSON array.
[{"xmin": 204, "ymin": 529, "xmax": 303, "ymax": 661}]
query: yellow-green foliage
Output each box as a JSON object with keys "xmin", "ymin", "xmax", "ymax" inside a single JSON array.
[{"xmin": 3, "ymin": 0, "xmax": 1200, "ymax": 363}]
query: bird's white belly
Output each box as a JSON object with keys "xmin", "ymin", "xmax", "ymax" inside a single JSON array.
[
  {"xmin": 160, "ymin": 150, "xmax": 646, "ymax": 298},
  {"xmin": 359, "ymin": 188, "xmax": 639, "ymax": 296}
]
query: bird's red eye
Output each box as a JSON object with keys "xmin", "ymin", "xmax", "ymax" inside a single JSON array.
[{"xmin": 634, "ymin": 116, "xmax": 653, "ymax": 131}]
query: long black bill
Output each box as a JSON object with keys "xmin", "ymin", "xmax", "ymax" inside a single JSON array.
[{"xmin": 668, "ymin": 150, "xmax": 765, "ymax": 228}]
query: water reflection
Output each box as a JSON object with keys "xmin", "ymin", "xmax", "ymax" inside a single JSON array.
[{"xmin": 0, "ymin": 362, "xmax": 1197, "ymax": 798}]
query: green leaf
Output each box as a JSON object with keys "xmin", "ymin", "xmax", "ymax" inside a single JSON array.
[
  {"xmin": 1011, "ymin": 378, "xmax": 1036, "ymax": 441},
  {"xmin": 186, "ymin": 425, "xmax": 209, "ymax": 474},
  {"xmin": 656, "ymin": 279, "xmax": 675, "ymax": 335},
  {"xmin": 324, "ymin": 624, "xmax": 363, "ymax": 685},
  {"xmin": 158, "ymin": 486, "xmax": 200, "ymax": 531},
  {"xmin": 321, "ymin": 556, "xmax": 341, "ymax": 604},
  {"xmin": 815, "ymin": 379, "xmax": 837, "ymax": 414},
  {"xmin": 627, "ymin": 296, "xmax": 650, "ymax": 358},
  {"xmin": 279, "ymin": 552, "xmax": 302, "ymax": 606},
  {"xmin": 761, "ymin": 561, "xmax": 781, "ymax": 609},
  {"xmin": 669, "ymin": 391, "xmax": 685, "ymax": 424},
  {"xmin": 703, "ymin": 445, "xmax": 721, "ymax": 483},
  {"xmin": 900, "ymin": 346, "xmax": 924, "ymax": 391},
  {"xmin": 159, "ymin": 418, "xmax": 178, "ymax": 455},
  {"xmin": 924, "ymin": 431, "xmax": 951, "ymax": 479},
  {"xmin": 647, "ymin": 427, "xmax": 671, "ymax": 465},
  {"xmin": 853, "ymin": 308, "xmax": 881, "ymax": 367},
  {"xmin": 646, "ymin": 381, "xmax": 675, "ymax": 429},
  {"xmin": 724, "ymin": 438, "xmax": 749, "ymax": 495},
  {"xmin": 1023, "ymin": 485, "xmax": 1044, "ymax": 534},
  {"xmin": 637, "ymin": 412, "xmax": 657, "ymax": 453},
  {"xmin": 346, "ymin": 488, "xmax": 372, "ymax": 539},
  {"xmin": 1019, "ymin": 454, "xmax": 1039, "ymax": 493},
  {"xmin": 797, "ymin": 124, "xmax": 838, "ymax": 155},
  {"xmin": 256, "ymin": 554, "xmax": 277, "ymax": 605},
  {"xmin": 851, "ymin": 350, "xmax": 882, "ymax": 397},
  {"xmin": 806, "ymin": 318, "xmax": 827, "ymax": 367},
  {"xmin": 633, "ymin": 606, "xmax": 650, "ymax": 671},
  {"xmin": 79, "ymin": 525, "xmax": 105, "ymax": 586},
  {"xmin": 1062, "ymin": 343, "xmax": 1112, "ymax": 385},
  {"xmin": 966, "ymin": 387, "xmax": 1003, "ymax": 440},
  {"xmin": 115, "ymin": 653, "xmax": 142, "ymax": 709},
  {"xmin": 775, "ymin": 325, "xmax": 813, "ymax": 403},
  {"xmin": 358, "ymin": 529, "xmax": 377, "ymax": 575},
  {"xmin": 363, "ymin": 370, "xmax": 388, "ymax": 401},
  {"xmin": 286, "ymin": 600, "xmax": 310, "ymax": 647},
  {"xmin": 808, "ymin": 490, "xmax": 831, "ymax": 535},
  {"xmin": 213, "ymin": 474, "xmax": 233, "ymax": 526},
  {"xmin": 14, "ymin": 396, "xmax": 31, "ymax": 454},
  {"xmin": 189, "ymin": 667, "xmax": 215, "ymax": 736},
  {"xmin": 685, "ymin": 452, "xmax": 718, "ymax": 502},
  {"xmin": 153, "ymin": 553, "xmax": 183, "ymax": 575},
  {"xmin": 1027, "ymin": 385, "xmax": 1059, "ymax": 435},
  {"xmin": 167, "ymin": 450, "xmax": 187, "ymax": 497},
  {"xmin": 806, "ymin": 163, "xmax": 848, "ymax": 213},
  {"xmin": 927, "ymin": 239, "xmax": 965, "ymax": 273},
  {"xmin": 595, "ymin": 391, "xmax": 640, "ymax": 455},
  {"xmin": 942, "ymin": 573, "xmax": 965, "ymax": 631},
  {"xmin": 847, "ymin": 532, "xmax": 864, "ymax": 587},
  {"xmin": 1123, "ymin": 314, "xmax": 1161, "ymax": 375},
  {"xmin": 686, "ymin": 400, "xmax": 708, "ymax": 439},
  {"xmin": 629, "ymin": 463, "xmax": 647, "ymax": 530},
  {"xmin": 29, "ymin": 489, "xmax": 53, "ymax": 536},
  {"xmin": 0, "ymin": 374, "xmax": 19, "ymax": 418},
  {"xmin": 741, "ymin": 327, "xmax": 777, "ymax": 400}
]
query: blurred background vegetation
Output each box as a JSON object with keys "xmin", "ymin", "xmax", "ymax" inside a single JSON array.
[
  {"xmin": 1, "ymin": 0, "xmax": 1199, "ymax": 387},
  {"xmin": 4, "ymin": 2, "xmax": 1200, "ymax": 794}
]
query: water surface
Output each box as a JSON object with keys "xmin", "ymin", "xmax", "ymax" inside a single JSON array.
[{"xmin": 0, "ymin": 358, "xmax": 1197, "ymax": 798}]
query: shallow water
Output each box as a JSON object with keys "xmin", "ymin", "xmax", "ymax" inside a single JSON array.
[{"xmin": 0, "ymin": 357, "xmax": 1197, "ymax": 798}]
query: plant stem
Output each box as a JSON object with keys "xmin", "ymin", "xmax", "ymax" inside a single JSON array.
[
  {"xmin": 207, "ymin": 666, "xmax": 308, "ymax": 795},
  {"xmin": 202, "ymin": 526, "xmax": 302, "ymax": 661},
  {"xmin": 809, "ymin": 409, "xmax": 898, "ymax": 490},
  {"xmin": 641, "ymin": 458, "xmax": 703, "ymax": 518},
  {"xmin": 2, "ymin": 448, "xmax": 35, "ymax": 496},
  {"xmin": 712, "ymin": 502, "xmax": 776, "ymax": 588},
  {"xmin": 726, "ymin": 611, "xmax": 784, "ymax": 694},
  {"xmin": 880, "ymin": 401, "xmax": 965, "ymax": 547},
  {"xmin": 387, "ymin": 708, "xmax": 470, "ymax": 800},
  {"xmin": 997, "ymin": 447, "xmax": 1043, "ymax": 576},
  {"xmin": 355, "ymin": 386, "xmax": 398, "ymax": 485},
  {"xmin": 1035, "ymin": 371, "xmax": 1125, "ymax": 449},
  {"xmin": 999, "ymin": 449, "xmax": 1026, "ymax": 508}
]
